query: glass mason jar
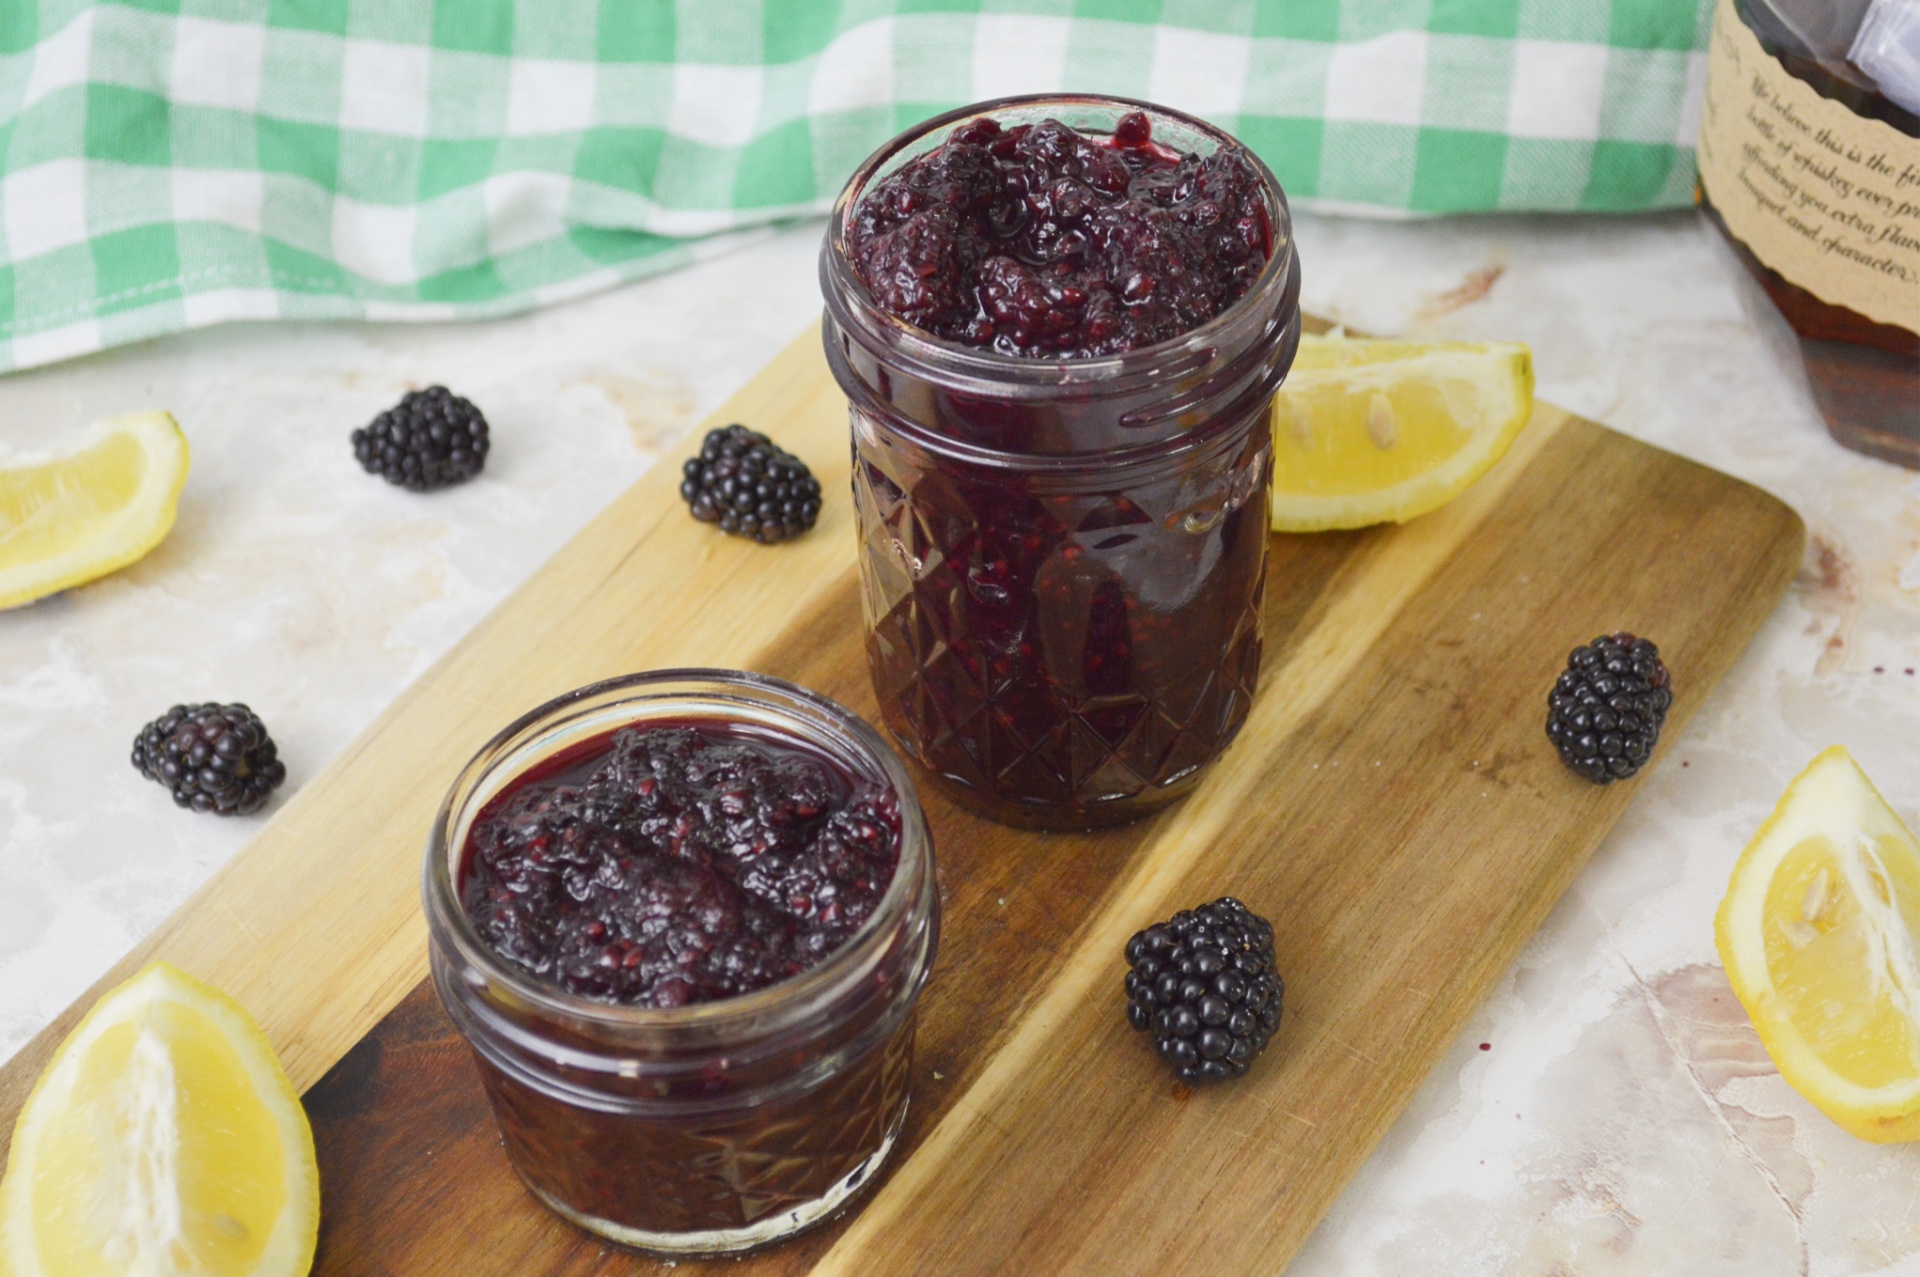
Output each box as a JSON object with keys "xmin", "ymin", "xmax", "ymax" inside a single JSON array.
[
  {"xmin": 820, "ymin": 94, "xmax": 1301, "ymax": 830},
  {"xmin": 422, "ymin": 670, "xmax": 939, "ymax": 1257}
]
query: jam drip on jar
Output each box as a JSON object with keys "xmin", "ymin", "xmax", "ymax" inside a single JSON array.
[
  {"xmin": 461, "ymin": 721, "xmax": 900, "ymax": 1008},
  {"xmin": 847, "ymin": 111, "xmax": 1271, "ymax": 358}
]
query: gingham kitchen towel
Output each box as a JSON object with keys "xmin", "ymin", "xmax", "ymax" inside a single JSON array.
[{"xmin": 0, "ymin": 0, "xmax": 1711, "ymax": 374}]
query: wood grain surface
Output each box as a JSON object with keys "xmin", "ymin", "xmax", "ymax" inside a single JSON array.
[{"xmin": 0, "ymin": 321, "xmax": 1804, "ymax": 1276}]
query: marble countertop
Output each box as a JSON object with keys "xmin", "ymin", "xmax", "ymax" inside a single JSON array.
[{"xmin": 3, "ymin": 209, "xmax": 1916, "ymax": 1275}]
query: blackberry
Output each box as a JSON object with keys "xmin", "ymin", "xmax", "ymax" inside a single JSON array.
[
  {"xmin": 132, "ymin": 703, "xmax": 287, "ymax": 816},
  {"xmin": 351, "ymin": 386, "xmax": 490, "ymax": 491},
  {"xmin": 1125, "ymin": 896, "xmax": 1283, "ymax": 1085},
  {"xmin": 1546, "ymin": 632, "xmax": 1674, "ymax": 785},
  {"xmin": 679, "ymin": 425, "xmax": 822, "ymax": 544}
]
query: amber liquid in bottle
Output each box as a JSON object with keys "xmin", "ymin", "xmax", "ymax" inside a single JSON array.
[{"xmin": 1704, "ymin": 0, "xmax": 1920, "ymax": 468}]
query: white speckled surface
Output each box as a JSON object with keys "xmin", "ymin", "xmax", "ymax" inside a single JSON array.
[{"xmin": 3, "ymin": 211, "xmax": 1917, "ymax": 1273}]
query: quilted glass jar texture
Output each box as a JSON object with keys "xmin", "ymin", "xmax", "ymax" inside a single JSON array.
[{"xmin": 422, "ymin": 671, "xmax": 940, "ymax": 1256}]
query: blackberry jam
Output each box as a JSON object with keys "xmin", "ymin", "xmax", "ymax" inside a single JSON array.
[
  {"xmin": 846, "ymin": 111, "xmax": 1271, "ymax": 358},
  {"xmin": 822, "ymin": 96, "xmax": 1300, "ymax": 829},
  {"xmin": 423, "ymin": 672, "xmax": 938, "ymax": 1256},
  {"xmin": 461, "ymin": 721, "xmax": 899, "ymax": 1007}
]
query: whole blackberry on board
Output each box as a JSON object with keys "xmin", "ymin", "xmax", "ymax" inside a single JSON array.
[
  {"xmin": 352, "ymin": 385, "xmax": 490, "ymax": 491},
  {"xmin": 1545, "ymin": 632, "xmax": 1673, "ymax": 785},
  {"xmin": 132, "ymin": 703, "xmax": 288, "ymax": 816},
  {"xmin": 1125, "ymin": 896, "xmax": 1283, "ymax": 1085},
  {"xmin": 680, "ymin": 425, "xmax": 822, "ymax": 544}
]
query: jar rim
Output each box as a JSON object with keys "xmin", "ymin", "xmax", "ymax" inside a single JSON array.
[
  {"xmin": 421, "ymin": 668, "xmax": 934, "ymax": 1034},
  {"xmin": 820, "ymin": 92, "xmax": 1299, "ymax": 390}
]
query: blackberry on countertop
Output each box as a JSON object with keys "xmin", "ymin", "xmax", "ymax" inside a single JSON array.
[
  {"xmin": 352, "ymin": 385, "xmax": 490, "ymax": 491},
  {"xmin": 132, "ymin": 703, "xmax": 287, "ymax": 816},
  {"xmin": 680, "ymin": 425, "xmax": 822, "ymax": 544},
  {"xmin": 1546, "ymin": 632, "xmax": 1673, "ymax": 785},
  {"xmin": 1125, "ymin": 896, "xmax": 1283, "ymax": 1085}
]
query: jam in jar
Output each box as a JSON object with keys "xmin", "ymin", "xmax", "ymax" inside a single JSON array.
[
  {"xmin": 423, "ymin": 671, "xmax": 938, "ymax": 1256},
  {"xmin": 822, "ymin": 95, "xmax": 1301, "ymax": 829}
]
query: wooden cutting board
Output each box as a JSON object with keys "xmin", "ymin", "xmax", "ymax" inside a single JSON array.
[{"xmin": 0, "ymin": 320, "xmax": 1803, "ymax": 1276}]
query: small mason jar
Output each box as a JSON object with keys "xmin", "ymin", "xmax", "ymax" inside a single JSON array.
[
  {"xmin": 821, "ymin": 94, "xmax": 1301, "ymax": 830},
  {"xmin": 422, "ymin": 670, "xmax": 939, "ymax": 1257}
]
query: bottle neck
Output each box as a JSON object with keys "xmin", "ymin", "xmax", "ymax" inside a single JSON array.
[{"xmin": 1735, "ymin": 0, "xmax": 1920, "ymax": 135}]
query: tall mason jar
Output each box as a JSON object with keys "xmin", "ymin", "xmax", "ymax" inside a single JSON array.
[
  {"xmin": 422, "ymin": 671, "xmax": 939, "ymax": 1256},
  {"xmin": 820, "ymin": 95, "xmax": 1301, "ymax": 830}
]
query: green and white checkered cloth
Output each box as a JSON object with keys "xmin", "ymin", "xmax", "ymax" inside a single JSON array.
[{"xmin": 0, "ymin": 0, "xmax": 1711, "ymax": 375}]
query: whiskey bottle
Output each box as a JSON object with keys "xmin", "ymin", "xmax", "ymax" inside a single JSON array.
[{"xmin": 1698, "ymin": 0, "xmax": 1920, "ymax": 467}]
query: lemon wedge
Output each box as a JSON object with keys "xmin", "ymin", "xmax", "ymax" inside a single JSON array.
[
  {"xmin": 1269, "ymin": 334, "xmax": 1533, "ymax": 532},
  {"xmin": 0, "ymin": 412, "xmax": 189, "ymax": 611},
  {"xmin": 0, "ymin": 962, "xmax": 319, "ymax": 1276},
  {"xmin": 1716, "ymin": 746, "xmax": 1920, "ymax": 1142}
]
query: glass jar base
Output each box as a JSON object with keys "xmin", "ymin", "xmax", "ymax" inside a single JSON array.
[
  {"xmin": 1803, "ymin": 338, "xmax": 1920, "ymax": 468},
  {"xmin": 922, "ymin": 764, "xmax": 1201, "ymax": 831},
  {"xmin": 1824, "ymin": 419, "xmax": 1920, "ymax": 468},
  {"xmin": 528, "ymin": 1117, "xmax": 904, "ymax": 1258}
]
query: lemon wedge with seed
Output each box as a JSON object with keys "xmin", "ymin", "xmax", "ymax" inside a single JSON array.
[
  {"xmin": 0, "ymin": 411, "xmax": 189, "ymax": 611},
  {"xmin": 1270, "ymin": 334, "xmax": 1533, "ymax": 532},
  {"xmin": 0, "ymin": 962, "xmax": 320, "ymax": 1276},
  {"xmin": 1716, "ymin": 746, "xmax": 1920, "ymax": 1143}
]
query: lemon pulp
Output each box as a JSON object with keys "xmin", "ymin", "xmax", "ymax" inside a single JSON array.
[
  {"xmin": 0, "ymin": 962, "xmax": 319, "ymax": 1276},
  {"xmin": 0, "ymin": 412, "xmax": 188, "ymax": 610},
  {"xmin": 1270, "ymin": 334, "xmax": 1533, "ymax": 532},
  {"xmin": 1717, "ymin": 746, "xmax": 1920, "ymax": 1141}
]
